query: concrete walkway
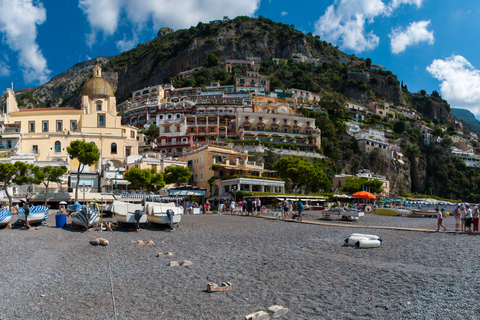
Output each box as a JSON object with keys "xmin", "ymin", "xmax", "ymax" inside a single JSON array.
[{"xmin": 256, "ymin": 215, "xmax": 462, "ymax": 233}]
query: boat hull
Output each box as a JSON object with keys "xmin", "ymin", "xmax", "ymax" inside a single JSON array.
[
  {"xmin": 72, "ymin": 206, "xmax": 100, "ymax": 228},
  {"xmin": 17, "ymin": 206, "xmax": 49, "ymax": 224},
  {"xmin": 110, "ymin": 201, "xmax": 147, "ymax": 224},
  {"xmin": 375, "ymin": 208, "xmax": 399, "ymax": 216},
  {"xmin": 0, "ymin": 210, "xmax": 12, "ymax": 227},
  {"xmin": 144, "ymin": 202, "xmax": 183, "ymax": 226}
]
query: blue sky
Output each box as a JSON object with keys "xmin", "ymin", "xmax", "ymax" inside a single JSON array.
[{"xmin": 2, "ymin": 0, "xmax": 480, "ymax": 116}]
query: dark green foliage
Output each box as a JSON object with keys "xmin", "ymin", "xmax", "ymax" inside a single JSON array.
[
  {"xmin": 206, "ymin": 53, "xmax": 219, "ymax": 67},
  {"xmin": 340, "ymin": 177, "xmax": 383, "ymax": 193},
  {"xmin": 393, "ymin": 120, "xmax": 407, "ymax": 133}
]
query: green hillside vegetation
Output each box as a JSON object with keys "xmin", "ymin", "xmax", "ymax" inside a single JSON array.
[{"xmin": 451, "ymin": 108, "xmax": 480, "ymax": 136}]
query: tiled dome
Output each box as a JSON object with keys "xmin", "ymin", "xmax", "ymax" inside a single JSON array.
[{"xmin": 81, "ymin": 65, "xmax": 114, "ymax": 97}]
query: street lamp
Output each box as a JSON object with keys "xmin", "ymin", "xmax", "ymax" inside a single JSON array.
[
  {"xmin": 80, "ymin": 183, "xmax": 88, "ymax": 205},
  {"xmin": 231, "ymin": 185, "xmax": 238, "ymax": 213},
  {"xmin": 293, "ymin": 186, "xmax": 299, "ymax": 202}
]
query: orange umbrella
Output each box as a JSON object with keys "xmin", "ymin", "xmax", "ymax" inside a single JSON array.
[{"xmin": 351, "ymin": 191, "xmax": 376, "ymax": 199}]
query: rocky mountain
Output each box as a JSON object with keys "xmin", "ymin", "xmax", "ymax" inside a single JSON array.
[
  {"xmin": 451, "ymin": 108, "xmax": 480, "ymax": 135},
  {"xmin": 2, "ymin": 16, "xmax": 407, "ymax": 110}
]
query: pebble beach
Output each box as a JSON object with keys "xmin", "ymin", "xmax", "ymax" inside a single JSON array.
[{"xmin": 0, "ymin": 211, "xmax": 478, "ymax": 319}]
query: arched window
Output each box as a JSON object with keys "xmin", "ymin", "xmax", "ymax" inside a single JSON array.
[
  {"xmin": 54, "ymin": 141, "xmax": 61, "ymax": 153},
  {"xmin": 111, "ymin": 143, "xmax": 117, "ymax": 154}
]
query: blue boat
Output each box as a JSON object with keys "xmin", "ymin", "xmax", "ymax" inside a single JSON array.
[
  {"xmin": 0, "ymin": 208, "xmax": 12, "ymax": 227},
  {"xmin": 18, "ymin": 205, "xmax": 49, "ymax": 225},
  {"xmin": 72, "ymin": 205, "xmax": 100, "ymax": 229}
]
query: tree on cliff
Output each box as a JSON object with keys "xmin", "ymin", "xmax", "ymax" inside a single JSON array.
[
  {"xmin": 206, "ymin": 53, "xmax": 219, "ymax": 67},
  {"xmin": 67, "ymin": 140, "xmax": 100, "ymax": 202}
]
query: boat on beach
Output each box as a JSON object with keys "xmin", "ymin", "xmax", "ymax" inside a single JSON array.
[
  {"xmin": 17, "ymin": 205, "xmax": 49, "ymax": 225},
  {"xmin": 110, "ymin": 200, "xmax": 147, "ymax": 224},
  {"xmin": 145, "ymin": 202, "xmax": 183, "ymax": 226},
  {"xmin": 320, "ymin": 207, "xmax": 364, "ymax": 221},
  {"xmin": 72, "ymin": 205, "xmax": 100, "ymax": 229},
  {"xmin": 375, "ymin": 207, "xmax": 411, "ymax": 216},
  {"xmin": 0, "ymin": 208, "xmax": 12, "ymax": 227}
]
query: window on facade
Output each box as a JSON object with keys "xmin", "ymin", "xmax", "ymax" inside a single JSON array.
[
  {"xmin": 111, "ymin": 143, "xmax": 117, "ymax": 154},
  {"xmin": 164, "ymin": 127, "xmax": 170, "ymax": 133},
  {"xmin": 258, "ymin": 126, "xmax": 263, "ymax": 131},
  {"xmin": 98, "ymin": 114, "xmax": 105, "ymax": 127},
  {"xmin": 240, "ymin": 78, "xmax": 245, "ymax": 84},
  {"xmin": 97, "ymin": 103, "xmax": 102, "ymax": 111},
  {"xmin": 32, "ymin": 145, "xmax": 38, "ymax": 153},
  {"xmin": 29, "ymin": 121, "xmax": 35, "ymax": 133},
  {"xmin": 125, "ymin": 147, "xmax": 131, "ymax": 157},
  {"xmin": 42, "ymin": 121, "xmax": 48, "ymax": 132},
  {"xmin": 271, "ymin": 127, "xmax": 277, "ymax": 132},
  {"xmin": 56, "ymin": 120, "xmax": 63, "ymax": 132},
  {"xmin": 54, "ymin": 141, "xmax": 61, "ymax": 153},
  {"xmin": 210, "ymin": 127, "xmax": 215, "ymax": 132},
  {"xmin": 71, "ymin": 121, "xmax": 77, "ymax": 132},
  {"xmin": 130, "ymin": 131, "xmax": 135, "ymax": 138}
]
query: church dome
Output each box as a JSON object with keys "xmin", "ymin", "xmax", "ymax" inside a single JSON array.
[{"xmin": 81, "ymin": 65, "xmax": 114, "ymax": 97}]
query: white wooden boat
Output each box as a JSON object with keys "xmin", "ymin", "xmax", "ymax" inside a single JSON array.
[
  {"xmin": 145, "ymin": 202, "xmax": 183, "ymax": 226},
  {"xmin": 18, "ymin": 205, "xmax": 49, "ymax": 224},
  {"xmin": 72, "ymin": 205, "xmax": 100, "ymax": 229},
  {"xmin": 111, "ymin": 200, "xmax": 147, "ymax": 224},
  {"xmin": 0, "ymin": 208, "xmax": 12, "ymax": 227}
]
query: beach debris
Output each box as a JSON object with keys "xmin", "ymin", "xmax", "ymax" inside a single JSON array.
[
  {"xmin": 245, "ymin": 305, "xmax": 289, "ymax": 319},
  {"xmin": 90, "ymin": 237, "xmax": 100, "ymax": 245},
  {"xmin": 180, "ymin": 260, "xmax": 192, "ymax": 266},
  {"xmin": 136, "ymin": 239, "xmax": 155, "ymax": 245},
  {"xmin": 245, "ymin": 311, "xmax": 270, "ymax": 320},
  {"xmin": 156, "ymin": 252, "xmax": 174, "ymax": 257},
  {"xmin": 345, "ymin": 233, "xmax": 381, "ymax": 248},
  {"xmin": 207, "ymin": 282, "xmax": 232, "ymax": 293},
  {"xmin": 169, "ymin": 261, "xmax": 180, "ymax": 267},
  {"xmin": 266, "ymin": 305, "xmax": 289, "ymax": 318},
  {"xmin": 99, "ymin": 238, "xmax": 109, "ymax": 246}
]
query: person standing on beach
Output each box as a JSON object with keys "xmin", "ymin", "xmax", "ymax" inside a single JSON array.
[
  {"xmin": 436, "ymin": 207, "xmax": 446, "ymax": 232},
  {"xmin": 461, "ymin": 205, "xmax": 467, "ymax": 232},
  {"xmin": 454, "ymin": 205, "xmax": 461, "ymax": 231},
  {"xmin": 247, "ymin": 198, "xmax": 253, "ymax": 215},
  {"xmin": 465, "ymin": 205, "xmax": 473, "ymax": 233},
  {"xmin": 473, "ymin": 206, "xmax": 479, "ymax": 232}
]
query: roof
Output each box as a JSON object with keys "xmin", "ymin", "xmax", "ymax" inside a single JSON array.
[
  {"xmin": 18, "ymin": 107, "xmax": 79, "ymax": 112},
  {"xmin": 82, "ymin": 75, "xmax": 114, "ymax": 97}
]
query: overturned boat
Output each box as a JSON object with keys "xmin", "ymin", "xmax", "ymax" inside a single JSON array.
[
  {"xmin": 72, "ymin": 205, "xmax": 100, "ymax": 229},
  {"xmin": 375, "ymin": 207, "xmax": 411, "ymax": 216}
]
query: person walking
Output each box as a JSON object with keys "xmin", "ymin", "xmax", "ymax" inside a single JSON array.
[
  {"xmin": 205, "ymin": 200, "xmax": 210, "ymax": 213},
  {"xmin": 297, "ymin": 200, "xmax": 304, "ymax": 221},
  {"xmin": 247, "ymin": 198, "xmax": 253, "ymax": 215},
  {"xmin": 282, "ymin": 199, "xmax": 290, "ymax": 219},
  {"xmin": 473, "ymin": 205, "xmax": 479, "ymax": 232},
  {"xmin": 465, "ymin": 205, "xmax": 473, "ymax": 233},
  {"xmin": 436, "ymin": 207, "xmax": 447, "ymax": 232}
]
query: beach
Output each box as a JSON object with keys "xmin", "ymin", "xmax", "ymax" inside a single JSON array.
[{"xmin": 0, "ymin": 211, "xmax": 477, "ymax": 319}]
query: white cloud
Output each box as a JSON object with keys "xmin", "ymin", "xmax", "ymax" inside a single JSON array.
[
  {"xmin": 281, "ymin": 11, "xmax": 288, "ymax": 16},
  {"xmin": 389, "ymin": 20, "xmax": 434, "ymax": 54},
  {"xmin": 314, "ymin": 0, "xmax": 425, "ymax": 53},
  {"xmin": 427, "ymin": 55, "xmax": 480, "ymax": 113},
  {"xmin": 0, "ymin": 61, "xmax": 9, "ymax": 77},
  {"xmin": 78, "ymin": 0, "xmax": 121, "ymax": 47},
  {"xmin": 79, "ymin": 0, "xmax": 261, "ymax": 47},
  {"xmin": 116, "ymin": 34, "xmax": 138, "ymax": 52},
  {"xmin": 0, "ymin": 0, "xmax": 50, "ymax": 85}
]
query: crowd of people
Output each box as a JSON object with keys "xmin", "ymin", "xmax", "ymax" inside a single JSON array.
[{"xmin": 442, "ymin": 204, "xmax": 480, "ymax": 233}]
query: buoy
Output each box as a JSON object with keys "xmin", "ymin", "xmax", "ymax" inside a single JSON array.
[
  {"xmin": 350, "ymin": 233, "xmax": 381, "ymax": 241},
  {"xmin": 364, "ymin": 205, "xmax": 373, "ymax": 213},
  {"xmin": 99, "ymin": 238, "xmax": 109, "ymax": 246},
  {"xmin": 355, "ymin": 239, "xmax": 381, "ymax": 248},
  {"xmin": 345, "ymin": 235, "xmax": 369, "ymax": 246}
]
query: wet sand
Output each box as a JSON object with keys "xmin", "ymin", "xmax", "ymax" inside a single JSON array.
[{"xmin": 0, "ymin": 211, "xmax": 477, "ymax": 319}]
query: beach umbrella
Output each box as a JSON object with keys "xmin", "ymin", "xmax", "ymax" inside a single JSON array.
[
  {"xmin": 351, "ymin": 191, "xmax": 376, "ymax": 199},
  {"xmin": 59, "ymin": 201, "xmax": 67, "ymax": 205}
]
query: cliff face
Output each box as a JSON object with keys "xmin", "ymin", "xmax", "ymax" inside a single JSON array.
[{"xmin": 344, "ymin": 73, "xmax": 406, "ymax": 105}]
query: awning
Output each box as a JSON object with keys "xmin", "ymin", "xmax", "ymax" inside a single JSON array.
[{"xmin": 170, "ymin": 190, "xmax": 206, "ymax": 196}]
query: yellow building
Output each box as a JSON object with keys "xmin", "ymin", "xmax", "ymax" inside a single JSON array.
[
  {"xmin": 2, "ymin": 65, "xmax": 138, "ymax": 172},
  {"xmin": 179, "ymin": 146, "xmax": 285, "ymax": 197}
]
